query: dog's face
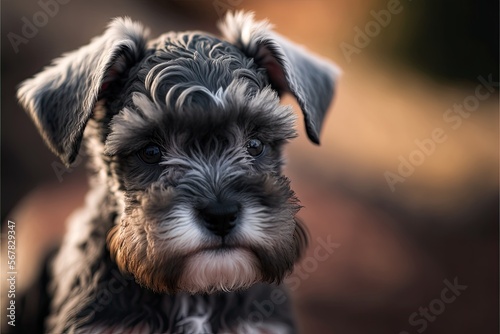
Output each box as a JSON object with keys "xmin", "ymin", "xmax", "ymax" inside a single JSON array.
[
  {"xmin": 17, "ymin": 12, "xmax": 339, "ymax": 294},
  {"xmin": 105, "ymin": 35, "xmax": 304, "ymax": 293}
]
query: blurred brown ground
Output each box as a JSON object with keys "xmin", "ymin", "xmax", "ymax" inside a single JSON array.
[{"xmin": 2, "ymin": 1, "xmax": 498, "ymax": 333}]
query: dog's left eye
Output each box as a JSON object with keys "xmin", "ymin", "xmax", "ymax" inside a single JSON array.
[
  {"xmin": 138, "ymin": 144, "xmax": 162, "ymax": 164},
  {"xmin": 246, "ymin": 139, "xmax": 265, "ymax": 157}
]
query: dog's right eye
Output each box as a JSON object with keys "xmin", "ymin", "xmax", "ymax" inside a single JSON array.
[
  {"xmin": 138, "ymin": 144, "xmax": 162, "ymax": 164},
  {"xmin": 246, "ymin": 139, "xmax": 265, "ymax": 157}
]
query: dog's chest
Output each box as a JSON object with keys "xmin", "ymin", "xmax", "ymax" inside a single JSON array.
[
  {"xmin": 78, "ymin": 294, "xmax": 210, "ymax": 333},
  {"xmin": 79, "ymin": 294, "xmax": 286, "ymax": 334}
]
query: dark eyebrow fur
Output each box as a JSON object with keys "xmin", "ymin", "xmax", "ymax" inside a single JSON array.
[{"xmin": 104, "ymin": 95, "xmax": 296, "ymax": 158}]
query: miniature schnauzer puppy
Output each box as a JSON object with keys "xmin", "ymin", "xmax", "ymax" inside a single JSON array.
[{"xmin": 16, "ymin": 11, "xmax": 338, "ymax": 334}]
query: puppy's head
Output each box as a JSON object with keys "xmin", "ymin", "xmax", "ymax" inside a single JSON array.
[{"xmin": 17, "ymin": 12, "xmax": 339, "ymax": 294}]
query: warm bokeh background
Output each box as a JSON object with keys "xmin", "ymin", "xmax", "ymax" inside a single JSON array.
[{"xmin": 2, "ymin": 1, "xmax": 498, "ymax": 333}]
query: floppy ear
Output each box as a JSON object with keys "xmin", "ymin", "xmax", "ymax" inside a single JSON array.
[
  {"xmin": 17, "ymin": 17, "xmax": 149, "ymax": 166},
  {"xmin": 219, "ymin": 11, "xmax": 340, "ymax": 144}
]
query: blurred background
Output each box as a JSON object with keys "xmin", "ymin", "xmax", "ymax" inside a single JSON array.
[{"xmin": 1, "ymin": 0, "xmax": 498, "ymax": 333}]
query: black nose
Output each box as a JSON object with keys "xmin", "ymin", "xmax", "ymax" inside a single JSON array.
[{"xmin": 199, "ymin": 200, "xmax": 240, "ymax": 237}]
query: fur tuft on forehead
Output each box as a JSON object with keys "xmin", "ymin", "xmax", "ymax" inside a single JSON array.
[{"xmin": 143, "ymin": 31, "xmax": 268, "ymax": 110}]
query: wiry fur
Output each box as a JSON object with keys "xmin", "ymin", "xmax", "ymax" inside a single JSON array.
[{"xmin": 16, "ymin": 11, "xmax": 338, "ymax": 333}]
